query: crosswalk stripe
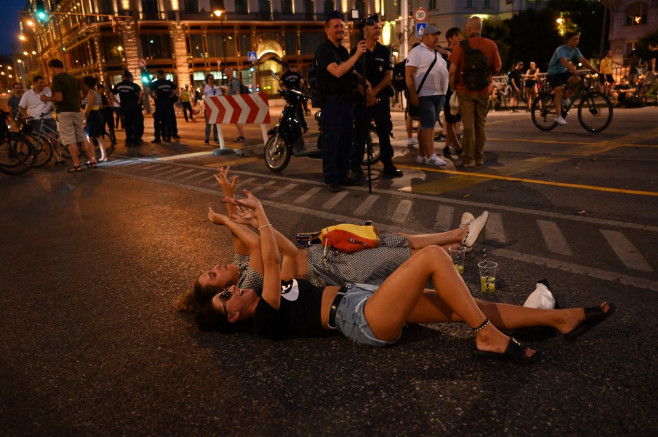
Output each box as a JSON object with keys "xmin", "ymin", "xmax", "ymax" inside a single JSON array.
[
  {"xmin": 269, "ymin": 183, "xmax": 298, "ymax": 199},
  {"xmin": 537, "ymin": 219, "xmax": 573, "ymax": 256},
  {"xmin": 151, "ymin": 166, "xmax": 185, "ymax": 178},
  {"xmin": 391, "ymin": 199, "xmax": 412, "ymax": 224},
  {"xmin": 323, "ymin": 191, "xmax": 350, "ymax": 209},
  {"xmin": 485, "ymin": 212, "xmax": 506, "ymax": 245},
  {"xmin": 354, "ymin": 195, "xmax": 379, "ymax": 217},
  {"xmin": 295, "ymin": 187, "xmax": 322, "ymax": 204},
  {"xmin": 435, "ymin": 205, "xmax": 455, "ymax": 231},
  {"xmin": 600, "ymin": 229, "xmax": 653, "ymax": 272},
  {"xmin": 248, "ymin": 180, "xmax": 276, "ymax": 195}
]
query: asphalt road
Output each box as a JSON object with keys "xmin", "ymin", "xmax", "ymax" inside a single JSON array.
[{"xmin": 1, "ymin": 104, "xmax": 657, "ymax": 436}]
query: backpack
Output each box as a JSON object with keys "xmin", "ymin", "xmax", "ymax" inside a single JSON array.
[
  {"xmin": 392, "ymin": 60, "xmax": 407, "ymax": 92},
  {"xmin": 460, "ymin": 40, "xmax": 490, "ymax": 91},
  {"xmin": 239, "ymin": 82, "xmax": 250, "ymax": 94}
]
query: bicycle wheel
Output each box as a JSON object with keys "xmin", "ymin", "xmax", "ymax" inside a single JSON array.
[
  {"xmin": 361, "ymin": 127, "xmax": 381, "ymax": 166},
  {"xmin": 577, "ymin": 92, "xmax": 613, "ymax": 133},
  {"xmin": 0, "ymin": 134, "xmax": 36, "ymax": 175},
  {"xmin": 531, "ymin": 92, "xmax": 558, "ymax": 131},
  {"xmin": 27, "ymin": 134, "xmax": 53, "ymax": 168}
]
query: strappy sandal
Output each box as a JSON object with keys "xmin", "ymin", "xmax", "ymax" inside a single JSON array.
[
  {"xmin": 85, "ymin": 161, "xmax": 98, "ymax": 169},
  {"xmin": 68, "ymin": 165, "xmax": 82, "ymax": 173}
]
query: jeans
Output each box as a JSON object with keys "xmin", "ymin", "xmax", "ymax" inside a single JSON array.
[
  {"xmin": 205, "ymin": 121, "xmax": 218, "ymax": 143},
  {"xmin": 457, "ymin": 92, "xmax": 489, "ymax": 165}
]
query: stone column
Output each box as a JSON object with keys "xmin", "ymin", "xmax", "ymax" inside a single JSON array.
[
  {"xmin": 120, "ymin": 19, "xmax": 142, "ymax": 82},
  {"xmin": 171, "ymin": 22, "xmax": 191, "ymax": 87}
]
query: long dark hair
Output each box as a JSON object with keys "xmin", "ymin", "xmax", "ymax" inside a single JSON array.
[{"xmin": 194, "ymin": 301, "xmax": 252, "ymax": 333}]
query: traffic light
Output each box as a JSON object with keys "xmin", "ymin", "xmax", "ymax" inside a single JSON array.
[
  {"xmin": 35, "ymin": 0, "xmax": 48, "ymax": 22},
  {"xmin": 141, "ymin": 68, "xmax": 151, "ymax": 84}
]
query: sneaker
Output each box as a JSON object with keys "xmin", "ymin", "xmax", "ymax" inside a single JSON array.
[
  {"xmin": 460, "ymin": 212, "xmax": 475, "ymax": 227},
  {"xmin": 236, "ymin": 136, "xmax": 246, "ymax": 142},
  {"xmin": 463, "ymin": 211, "xmax": 489, "ymax": 248},
  {"xmin": 555, "ymin": 115, "xmax": 567, "ymax": 125},
  {"xmin": 407, "ymin": 137, "xmax": 418, "ymax": 147},
  {"xmin": 425, "ymin": 153, "xmax": 447, "ymax": 166},
  {"xmin": 416, "ymin": 154, "xmax": 425, "ymax": 164},
  {"xmin": 434, "ymin": 134, "xmax": 447, "ymax": 142}
]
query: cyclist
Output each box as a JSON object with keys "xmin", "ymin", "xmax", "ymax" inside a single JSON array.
[
  {"xmin": 546, "ymin": 32, "xmax": 597, "ymax": 126},
  {"xmin": 18, "ymin": 75, "xmax": 65, "ymax": 166}
]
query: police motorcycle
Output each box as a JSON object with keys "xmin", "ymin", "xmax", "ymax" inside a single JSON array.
[{"xmin": 264, "ymin": 72, "xmax": 381, "ymax": 172}]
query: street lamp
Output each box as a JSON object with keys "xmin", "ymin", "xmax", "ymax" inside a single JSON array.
[{"xmin": 213, "ymin": 9, "xmax": 228, "ymax": 64}]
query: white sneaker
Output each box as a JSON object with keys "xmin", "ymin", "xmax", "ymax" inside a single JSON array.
[
  {"xmin": 425, "ymin": 153, "xmax": 447, "ymax": 166},
  {"xmin": 460, "ymin": 212, "xmax": 475, "ymax": 227},
  {"xmin": 463, "ymin": 211, "xmax": 489, "ymax": 248},
  {"xmin": 416, "ymin": 154, "xmax": 425, "ymax": 164},
  {"xmin": 407, "ymin": 137, "xmax": 418, "ymax": 146},
  {"xmin": 555, "ymin": 115, "xmax": 567, "ymax": 125}
]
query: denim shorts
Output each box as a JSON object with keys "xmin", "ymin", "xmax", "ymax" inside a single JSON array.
[
  {"xmin": 419, "ymin": 95, "xmax": 446, "ymax": 129},
  {"xmin": 334, "ymin": 283, "xmax": 399, "ymax": 347}
]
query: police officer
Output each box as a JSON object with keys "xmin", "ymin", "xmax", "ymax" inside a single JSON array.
[
  {"xmin": 350, "ymin": 14, "xmax": 402, "ymax": 179},
  {"xmin": 111, "ymin": 70, "xmax": 144, "ymax": 147},
  {"xmin": 149, "ymin": 70, "xmax": 177, "ymax": 143},
  {"xmin": 315, "ymin": 10, "xmax": 367, "ymax": 192},
  {"xmin": 280, "ymin": 63, "xmax": 308, "ymax": 132}
]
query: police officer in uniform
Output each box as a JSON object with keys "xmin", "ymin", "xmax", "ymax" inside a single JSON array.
[
  {"xmin": 280, "ymin": 63, "xmax": 308, "ymax": 132},
  {"xmin": 350, "ymin": 14, "xmax": 402, "ymax": 179},
  {"xmin": 111, "ymin": 70, "xmax": 144, "ymax": 147},
  {"xmin": 149, "ymin": 70, "xmax": 176, "ymax": 143},
  {"xmin": 315, "ymin": 10, "xmax": 367, "ymax": 192}
]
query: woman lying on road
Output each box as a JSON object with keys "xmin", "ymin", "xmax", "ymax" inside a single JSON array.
[
  {"xmin": 194, "ymin": 191, "xmax": 615, "ymax": 364},
  {"xmin": 176, "ymin": 167, "xmax": 488, "ymax": 313}
]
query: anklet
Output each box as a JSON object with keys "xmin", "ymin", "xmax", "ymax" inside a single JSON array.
[{"xmin": 473, "ymin": 318, "xmax": 490, "ymax": 332}]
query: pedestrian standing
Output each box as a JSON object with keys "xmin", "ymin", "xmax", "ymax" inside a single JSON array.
[
  {"xmin": 149, "ymin": 70, "xmax": 177, "ymax": 143},
  {"xmin": 111, "ymin": 70, "xmax": 143, "ymax": 146},
  {"xmin": 224, "ymin": 67, "xmax": 247, "ymax": 142},
  {"xmin": 41, "ymin": 59, "xmax": 97, "ymax": 172},
  {"xmin": 97, "ymin": 83, "xmax": 115, "ymax": 137},
  {"xmin": 82, "ymin": 76, "xmax": 108, "ymax": 162},
  {"xmin": 202, "ymin": 74, "xmax": 221, "ymax": 145},
  {"xmin": 7, "ymin": 82, "xmax": 23, "ymax": 121},
  {"xmin": 350, "ymin": 14, "xmax": 402, "ymax": 179},
  {"xmin": 180, "ymin": 85, "xmax": 194, "ymax": 122},
  {"xmin": 448, "ymin": 16, "xmax": 502, "ymax": 168},
  {"xmin": 315, "ymin": 10, "xmax": 367, "ymax": 192}
]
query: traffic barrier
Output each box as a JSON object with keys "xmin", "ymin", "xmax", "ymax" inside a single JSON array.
[{"xmin": 203, "ymin": 93, "xmax": 271, "ymax": 152}]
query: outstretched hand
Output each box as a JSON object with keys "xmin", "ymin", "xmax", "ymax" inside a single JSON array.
[
  {"xmin": 208, "ymin": 207, "xmax": 230, "ymax": 225},
  {"xmin": 214, "ymin": 166, "xmax": 239, "ymax": 197},
  {"xmin": 229, "ymin": 208, "xmax": 258, "ymax": 228},
  {"xmin": 224, "ymin": 189, "xmax": 262, "ymax": 212}
]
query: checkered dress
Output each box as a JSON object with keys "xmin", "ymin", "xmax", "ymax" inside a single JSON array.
[
  {"xmin": 235, "ymin": 253, "xmax": 264, "ymax": 291},
  {"xmin": 307, "ymin": 234, "xmax": 411, "ymax": 287}
]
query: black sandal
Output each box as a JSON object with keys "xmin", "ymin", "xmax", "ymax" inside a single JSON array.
[
  {"xmin": 85, "ymin": 161, "xmax": 98, "ymax": 169},
  {"xmin": 473, "ymin": 337, "xmax": 542, "ymax": 364},
  {"xmin": 564, "ymin": 303, "xmax": 616, "ymax": 341},
  {"xmin": 68, "ymin": 165, "xmax": 82, "ymax": 173}
]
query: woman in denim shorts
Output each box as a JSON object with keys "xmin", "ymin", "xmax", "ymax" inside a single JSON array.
[{"xmin": 193, "ymin": 192, "xmax": 615, "ymax": 364}]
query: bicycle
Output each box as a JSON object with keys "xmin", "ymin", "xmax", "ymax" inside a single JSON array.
[
  {"xmin": 0, "ymin": 110, "xmax": 37, "ymax": 176},
  {"xmin": 531, "ymin": 72, "xmax": 613, "ymax": 133}
]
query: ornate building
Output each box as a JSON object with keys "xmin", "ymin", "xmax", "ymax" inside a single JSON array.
[{"xmin": 606, "ymin": 0, "xmax": 658, "ymax": 55}]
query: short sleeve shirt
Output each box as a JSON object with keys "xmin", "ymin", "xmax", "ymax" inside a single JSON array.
[
  {"xmin": 111, "ymin": 80, "xmax": 141, "ymax": 108},
  {"xmin": 18, "ymin": 88, "xmax": 54, "ymax": 119},
  {"xmin": 150, "ymin": 79, "xmax": 175, "ymax": 103},
  {"xmin": 51, "ymin": 72, "xmax": 81, "ymax": 113},
  {"xmin": 280, "ymin": 70, "xmax": 302, "ymax": 90},
  {"xmin": 406, "ymin": 43, "xmax": 449, "ymax": 97},
  {"xmin": 548, "ymin": 45, "xmax": 583, "ymax": 75},
  {"xmin": 351, "ymin": 42, "xmax": 393, "ymax": 98},
  {"xmin": 448, "ymin": 36, "xmax": 502, "ymax": 95},
  {"xmin": 202, "ymin": 84, "xmax": 221, "ymax": 97},
  {"xmin": 315, "ymin": 41, "xmax": 355, "ymax": 99}
]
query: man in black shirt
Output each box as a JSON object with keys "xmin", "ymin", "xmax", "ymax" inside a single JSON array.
[
  {"xmin": 280, "ymin": 63, "xmax": 308, "ymax": 132},
  {"xmin": 111, "ymin": 70, "xmax": 144, "ymax": 146},
  {"xmin": 508, "ymin": 61, "xmax": 524, "ymax": 112},
  {"xmin": 149, "ymin": 70, "xmax": 177, "ymax": 143},
  {"xmin": 315, "ymin": 10, "xmax": 367, "ymax": 192},
  {"xmin": 350, "ymin": 14, "xmax": 402, "ymax": 179}
]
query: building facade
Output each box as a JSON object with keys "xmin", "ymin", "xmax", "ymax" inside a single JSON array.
[{"xmin": 607, "ymin": 0, "xmax": 658, "ymax": 55}]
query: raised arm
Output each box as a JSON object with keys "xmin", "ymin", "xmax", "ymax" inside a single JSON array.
[
  {"xmin": 227, "ymin": 191, "xmax": 281, "ymax": 309},
  {"xmin": 214, "ymin": 166, "xmax": 251, "ymax": 255},
  {"xmin": 207, "ymin": 207, "xmax": 262, "ymax": 274}
]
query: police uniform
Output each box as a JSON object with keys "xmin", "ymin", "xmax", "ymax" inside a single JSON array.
[
  {"xmin": 315, "ymin": 27, "xmax": 356, "ymax": 188},
  {"xmin": 112, "ymin": 74, "xmax": 143, "ymax": 146},
  {"xmin": 149, "ymin": 74, "xmax": 176, "ymax": 142},
  {"xmin": 350, "ymin": 37, "xmax": 399, "ymax": 177}
]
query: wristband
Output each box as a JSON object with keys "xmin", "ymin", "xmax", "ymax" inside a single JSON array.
[{"xmin": 258, "ymin": 223, "xmax": 273, "ymax": 231}]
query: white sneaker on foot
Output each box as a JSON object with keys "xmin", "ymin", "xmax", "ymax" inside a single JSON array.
[
  {"xmin": 416, "ymin": 154, "xmax": 425, "ymax": 164},
  {"xmin": 407, "ymin": 137, "xmax": 418, "ymax": 146},
  {"xmin": 555, "ymin": 115, "xmax": 567, "ymax": 125},
  {"xmin": 425, "ymin": 153, "xmax": 447, "ymax": 166},
  {"xmin": 460, "ymin": 212, "xmax": 475, "ymax": 227},
  {"xmin": 463, "ymin": 211, "xmax": 489, "ymax": 248}
]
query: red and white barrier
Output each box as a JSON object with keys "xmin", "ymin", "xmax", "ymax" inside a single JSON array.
[{"xmin": 203, "ymin": 93, "xmax": 271, "ymax": 151}]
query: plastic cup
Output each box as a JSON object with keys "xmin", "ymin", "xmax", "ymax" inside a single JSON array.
[
  {"xmin": 449, "ymin": 245, "xmax": 466, "ymax": 274},
  {"xmin": 478, "ymin": 261, "xmax": 498, "ymax": 293}
]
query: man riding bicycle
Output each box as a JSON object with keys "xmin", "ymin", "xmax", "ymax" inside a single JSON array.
[{"xmin": 546, "ymin": 32, "xmax": 597, "ymax": 126}]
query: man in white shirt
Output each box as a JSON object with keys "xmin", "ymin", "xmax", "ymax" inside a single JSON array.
[
  {"xmin": 19, "ymin": 75, "xmax": 64, "ymax": 164},
  {"xmin": 405, "ymin": 25, "xmax": 449, "ymax": 166},
  {"xmin": 202, "ymin": 73, "xmax": 222, "ymax": 145}
]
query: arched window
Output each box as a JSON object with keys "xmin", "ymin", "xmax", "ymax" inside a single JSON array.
[{"xmin": 626, "ymin": 1, "xmax": 648, "ymax": 25}]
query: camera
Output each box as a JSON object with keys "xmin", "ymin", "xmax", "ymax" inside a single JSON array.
[{"xmin": 350, "ymin": 9, "xmax": 374, "ymax": 29}]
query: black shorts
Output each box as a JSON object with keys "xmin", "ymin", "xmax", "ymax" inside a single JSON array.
[
  {"xmin": 547, "ymin": 72, "xmax": 574, "ymax": 88},
  {"xmin": 599, "ymin": 74, "xmax": 615, "ymax": 84}
]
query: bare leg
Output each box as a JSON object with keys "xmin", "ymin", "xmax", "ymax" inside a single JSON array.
[
  {"xmin": 68, "ymin": 142, "xmax": 81, "ymax": 167},
  {"xmin": 401, "ymin": 228, "xmax": 466, "ymax": 251},
  {"xmin": 363, "ymin": 246, "xmax": 535, "ymax": 357},
  {"xmin": 82, "ymin": 139, "xmax": 97, "ymax": 164},
  {"xmin": 95, "ymin": 136, "xmax": 107, "ymax": 161}
]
